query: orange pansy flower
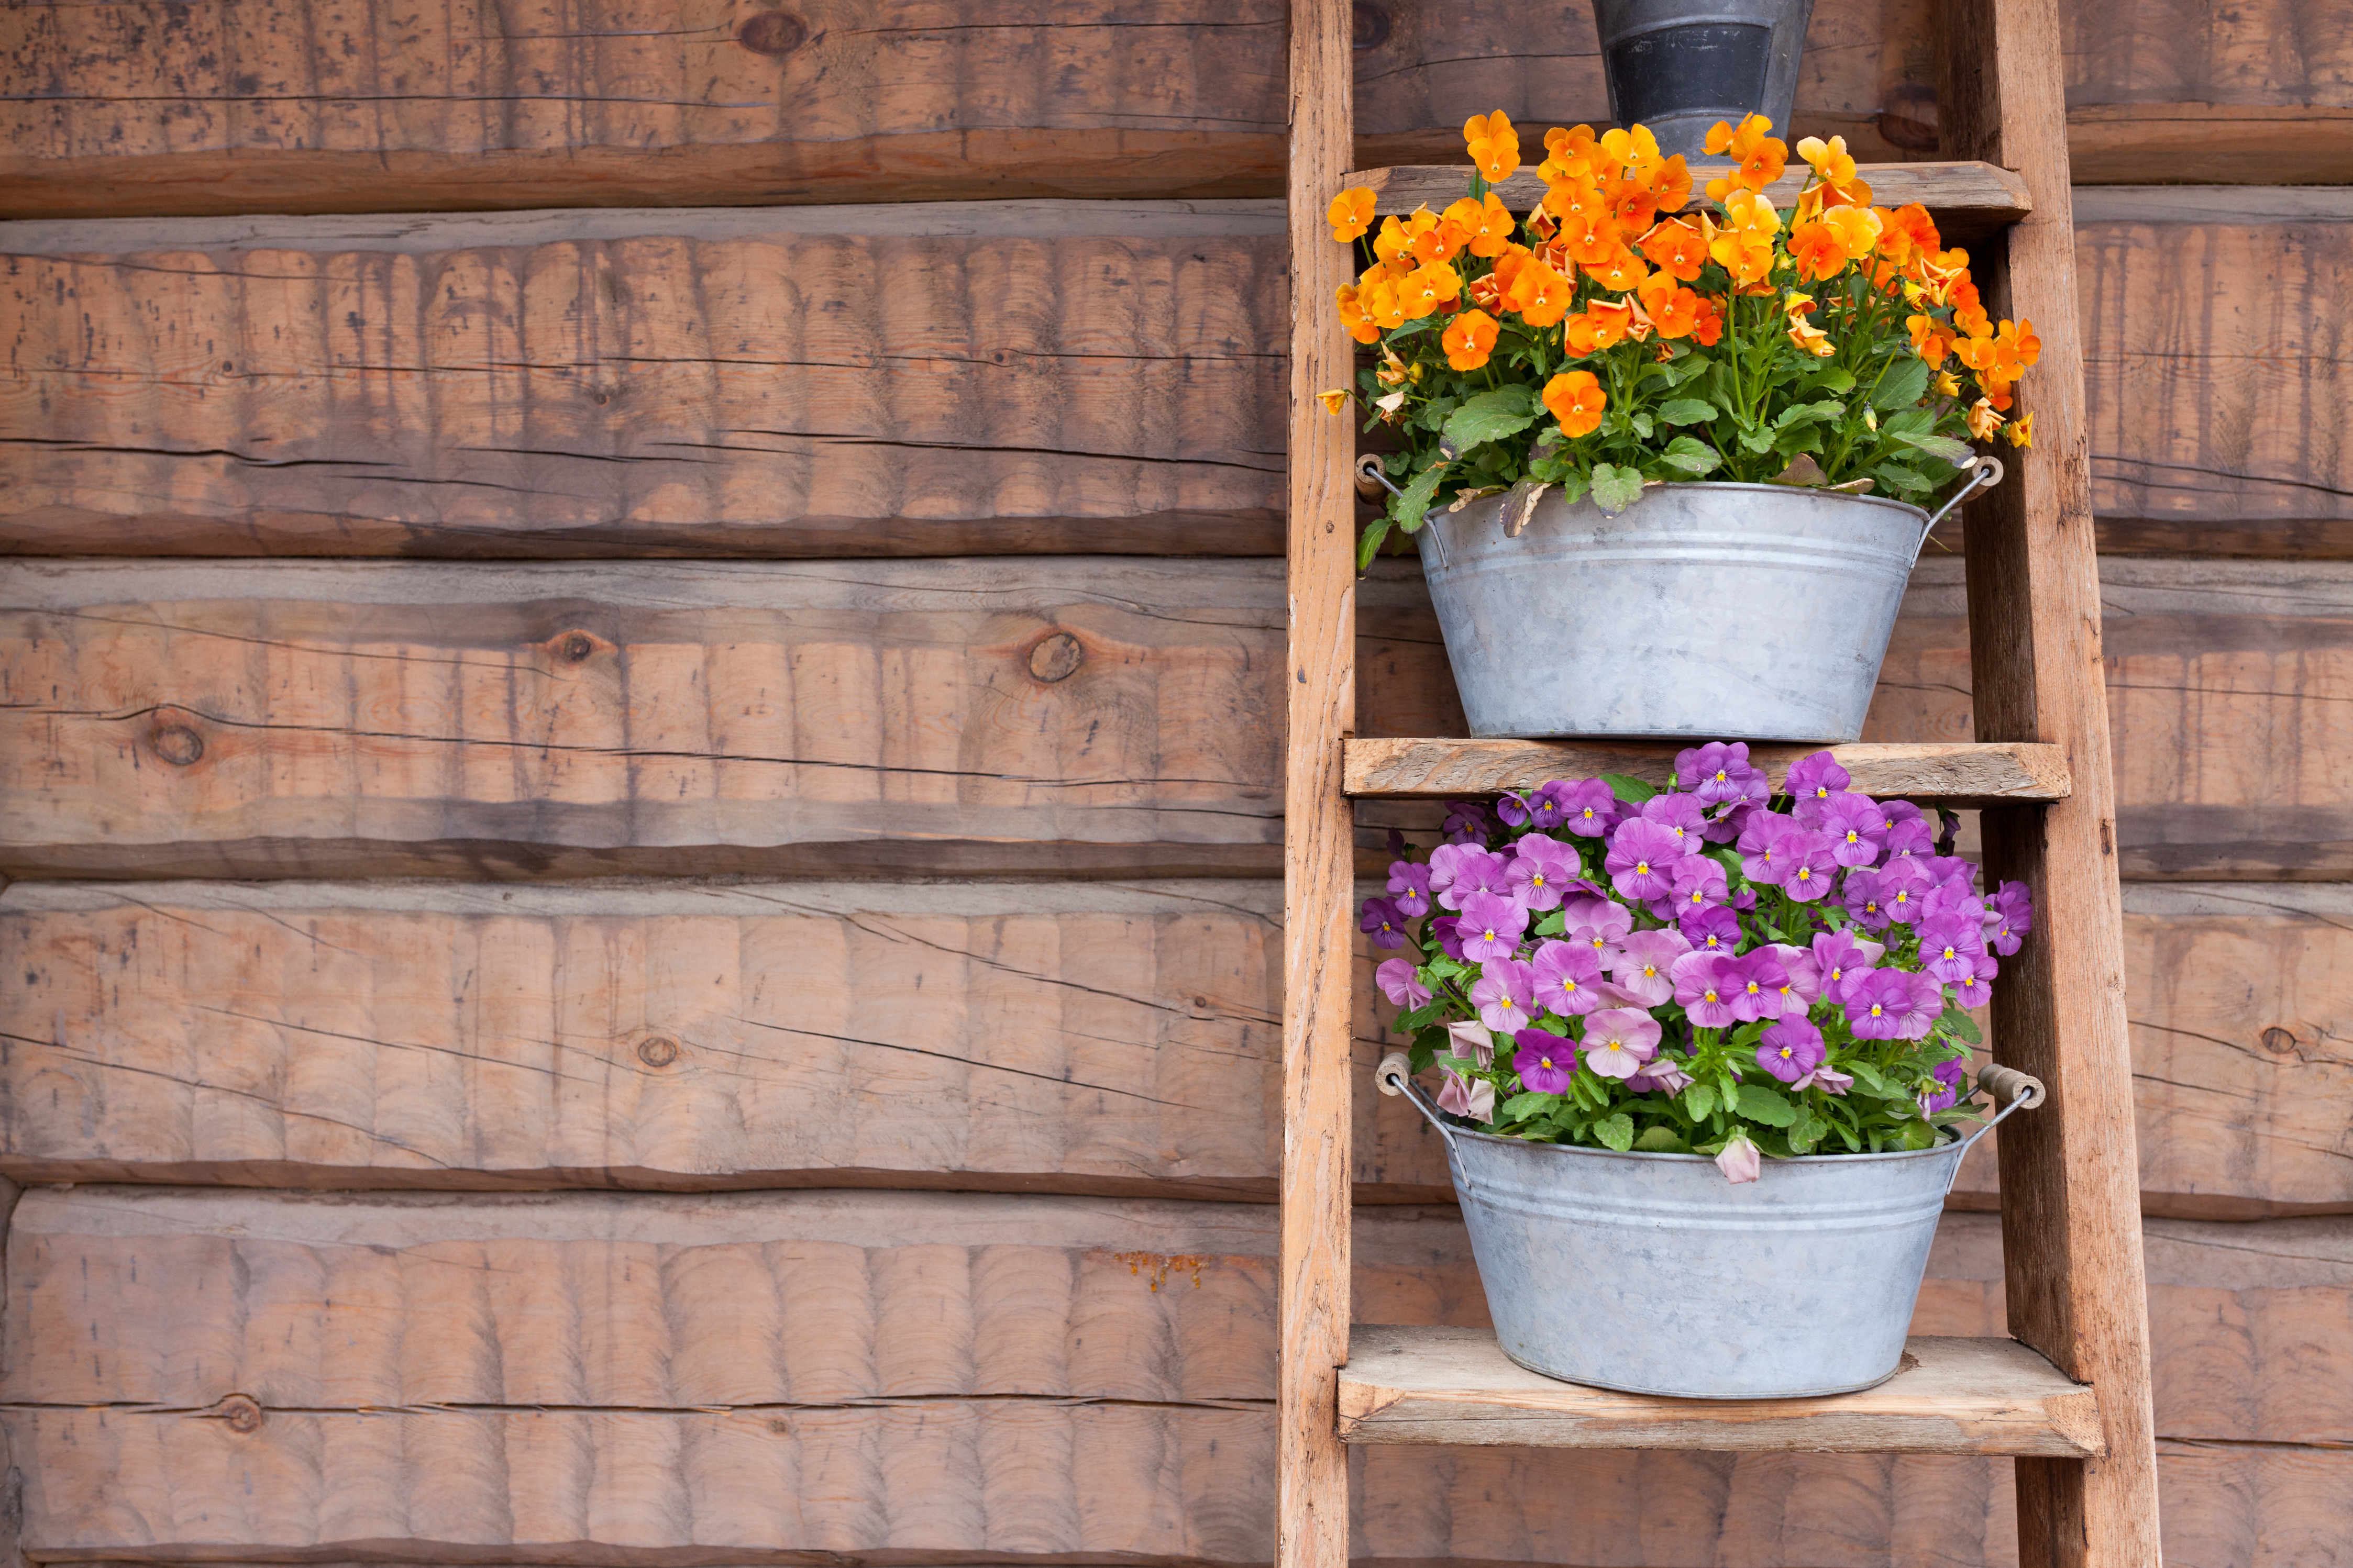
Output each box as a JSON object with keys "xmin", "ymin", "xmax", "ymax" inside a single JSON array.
[
  {"xmin": 1505, "ymin": 261, "xmax": 1574, "ymax": 327},
  {"xmin": 1788, "ymin": 220, "xmax": 1848, "ymax": 282},
  {"xmin": 1327, "ymin": 187, "xmax": 1376, "ymax": 244},
  {"xmin": 1335, "ymin": 283, "xmax": 1379, "ymax": 343},
  {"xmin": 1543, "ymin": 369, "xmax": 1608, "ymax": 437},
  {"xmin": 1584, "ymin": 246, "xmax": 1650, "ymax": 291},
  {"xmin": 1464, "ymin": 110, "xmax": 1521, "ymax": 182},
  {"xmin": 1397, "ymin": 262, "xmax": 1462, "ymax": 319},
  {"xmin": 1442, "ymin": 309, "xmax": 1499, "ymax": 371},
  {"xmin": 1638, "ymin": 215, "xmax": 1709, "ymax": 281},
  {"xmin": 1906, "ymin": 313, "xmax": 1951, "ymax": 366}
]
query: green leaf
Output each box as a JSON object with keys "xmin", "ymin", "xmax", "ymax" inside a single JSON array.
[
  {"xmin": 1632, "ymin": 1125, "xmax": 1689, "ymax": 1153},
  {"xmin": 1882, "ymin": 407, "xmax": 1935, "ymax": 437},
  {"xmin": 1441, "ymin": 386, "xmax": 1540, "ymax": 451},
  {"xmin": 1869, "ymin": 357, "xmax": 1932, "ymax": 412},
  {"xmin": 1895, "ymin": 430, "xmax": 1979, "ymax": 468},
  {"xmin": 1355, "ymin": 516, "xmax": 1391, "ymax": 570},
  {"xmin": 1628, "ymin": 412, "xmax": 1654, "ymax": 440},
  {"xmin": 1500, "ymin": 1091, "xmax": 1555, "ymax": 1122},
  {"xmin": 1657, "ymin": 434, "xmax": 1720, "ymax": 475},
  {"xmin": 1938, "ymin": 1006, "xmax": 1984, "ymax": 1043},
  {"xmin": 1655, "ymin": 397, "xmax": 1717, "ymax": 427},
  {"xmin": 1786, "ymin": 1108, "xmax": 1826, "ymax": 1155},
  {"xmin": 1777, "ymin": 398, "xmax": 1844, "ymax": 429},
  {"xmin": 1872, "ymin": 462, "xmax": 1934, "ymax": 495},
  {"xmin": 1738, "ymin": 427, "xmax": 1779, "ymax": 455},
  {"xmin": 1812, "ymin": 366, "xmax": 1858, "ymax": 394},
  {"xmin": 1899, "ymin": 1117, "xmax": 1939, "ymax": 1150},
  {"xmin": 1391, "ymin": 462, "xmax": 1446, "ymax": 533},
  {"xmin": 1594, "ymin": 1112, "xmax": 1636, "ymax": 1152},
  {"xmin": 1735, "ymin": 1084, "xmax": 1798, "ymax": 1127},
  {"xmin": 1600, "ymin": 771, "xmax": 1659, "ymax": 805},
  {"xmin": 1532, "ymin": 910, "xmax": 1567, "ymax": 937},
  {"xmin": 1590, "ymin": 462, "xmax": 1646, "ymax": 514},
  {"xmin": 1682, "ymin": 1083, "xmax": 1716, "ymax": 1121}
]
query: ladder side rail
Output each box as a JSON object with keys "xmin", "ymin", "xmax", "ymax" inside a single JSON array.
[
  {"xmin": 1279, "ymin": 1, "xmax": 1359, "ymax": 1565},
  {"xmin": 1936, "ymin": 2, "xmax": 2164, "ymax": 1564}
]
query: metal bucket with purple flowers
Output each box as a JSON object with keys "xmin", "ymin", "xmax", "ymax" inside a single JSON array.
[
  {"xmin": 1378, "ymin": 1055, "xmax": 2042, "ymax": 1398},
  {"xmin": 1415, "ymin": 466, "xmax": 1997, "ymax": 741}
]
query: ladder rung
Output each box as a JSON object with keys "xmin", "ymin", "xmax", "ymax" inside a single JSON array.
[
  {"xmin": 1339, "ymin": 1325, "xmax": 2102, "ymax": 1456},
  {"xmin": 1344, "ymin": 738, "xmax": 2069, "ymax": 807}
]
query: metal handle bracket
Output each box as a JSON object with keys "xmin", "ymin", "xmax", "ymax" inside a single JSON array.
[{"xmin": 1916, "ymin": 454, "xmax": 2004, "ymax": 564}]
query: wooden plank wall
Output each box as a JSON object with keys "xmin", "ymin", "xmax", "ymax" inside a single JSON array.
[{"xmin": 2, "ymin": 3, "xmax": 2349, "ymax": 1565}]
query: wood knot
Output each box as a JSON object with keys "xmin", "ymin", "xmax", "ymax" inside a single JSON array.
[
  {"xmin": 210, "ymin": 1394, "xmax": 264, "ymax": 1434},
  {"xmin": 559, "ymin": 631, "xmax": 597, "ymax": 663},
  {"xmin": 1878, "ymin": 83, "xmax": 1939, "ymax": 152},
  {"xmin": 1352, "ymin": 1, "xmax": 1390, "ymax": 49},
  {"xmin": 149, "ymin": 722, "xmax": 205, "ymax": 766},
  {"xmin": 737, "ymin": 10, "xmax": 807, "ymax": 55},
  {"xmin": 637, "ymin": 1035, "xmax": 680, "ymax": 1068},
  {"xmin": 1028, "ymin": 632, "xmax": 1085, "ymax": 684},
  {"xmin": 2261, "ymin": 1026, "xmax": 2301, "ymax": 1057}
]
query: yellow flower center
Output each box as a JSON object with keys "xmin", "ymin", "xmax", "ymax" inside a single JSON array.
[
  {"xmin": 1942, "ymin": 946, "xmax": 1957, "ymax": 960},
  {"xmin": 1796, "ymin": 868, "xmax": 1812, "ymax": 882},
  {"xmin": 1714, "ymin": 770, "xmax": 1728, "ymax": 782},
  {"xmin": 1870, "ymin": 1004, "xmax": 1884, "ymax": 1017},
  {"xmin": 1746, "ymin": 981, "xmax": 1762, "ymax": 995},
  {"xmin": 1636, "ymin": 860, "xmax": 1651, "ymax": 874},
  {"xmin": 1483, "ymin": 928, "xmax": 1498, "ymax": 942},
  {"xmin": 1704, "ymin": 987, "xmax": 1721, "ymax": 1003},
  {"xmin": 1778, "ymin": 1046, "xmax": 1794, "ymax": 1060}
]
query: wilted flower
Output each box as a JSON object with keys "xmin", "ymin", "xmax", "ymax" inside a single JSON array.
[
  {"xmin": 1580, "ymin": 1008, "xmax": 1661, "ymax": 1078},
  {"xmin": 1445, "ymin": 1018, "xmax": 1496, "ymax": 1068},
  {"xmin": 1376, "ymin": 957, "xmax": 1431, "ymax": 1008},
  {"xmin": 1792, "ymin": 1063, "xmax": 1853, "ymax": 1095},
  {"xmin": 1756, "ymin": 1016, "xmax": 1826, "ymax": 1082},
  {"xmin": 1438, "ymin": 1067, "xmax": 1495, "ymax": 1122},
  {"xmin": 1473, "ymin": 957, "xmax": 1538, "ymax": 1032},
  {"xmin": 1455, "ymin": 890, "xmax": 1529, "ymax": 961},
  {"xmin": 1512, "ymin": 1029, "xmax": 1576, "ymax": 1093},
  {"xmin": 1715, "ymin": 1132, "xmax": 1763, "ymax": 1184},
  {"xmin": 1627, "ymin": 1051, "xmax": 1693, "ymax": 1095}
]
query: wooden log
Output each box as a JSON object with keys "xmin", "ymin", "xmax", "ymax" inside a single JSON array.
[
  {"xmin": 5, "ymin": 1194, "xmax": 2345, "ymax": 1565},
  {"xmin": 0, "ymin": 205, "xmax": 1289, "ymax": 559},
  {"xmin": 5, "ymin": 875, "xmax": 2350, "ymax": 1214},
  {"xmin": 1344, "ymin": 739, "xmax": 2071, "ymax": 807}
]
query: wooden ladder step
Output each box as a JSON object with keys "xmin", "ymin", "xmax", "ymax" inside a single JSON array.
[
  {"xmin": 1343, "ymin": 738, "xmax": 2070, "ymax": 807},
  {"xmin": 1347, "ymin": 161, "xmax": 2031, "ymax": 239},
  {"xmin": 1338, "ymin": 1326, "xmax": 2102, "ymax": 1456}
]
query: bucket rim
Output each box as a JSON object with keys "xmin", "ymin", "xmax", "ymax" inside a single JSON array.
[
  {"xmin": 1447, "ymin": 477, "xmax": 1934, "ymax": 526},
  {"xmin": 1441, "ymin": 1120, "xmax": 1968, "ymax": 1166}
]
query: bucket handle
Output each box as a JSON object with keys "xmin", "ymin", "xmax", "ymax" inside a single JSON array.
[
  {"xmin": 1379, "ymin": 1051, "xmax": 2042, "ymax": 1152},
  {"xmin": 1916, "ymin": 455, "xmax": 2004, "ymax": 565},
  {"xmin": 1376, "ymin": 1051, "xmax": 1457, "ymax": 1140}
]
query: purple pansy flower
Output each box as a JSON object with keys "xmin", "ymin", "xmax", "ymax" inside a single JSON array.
[
  {"xmin": 1375, "ymin": 958, "xmax": 1430, "ymax": 1008},
  {"xmin": 1715, "ymin": 1133, "xmax": 1762, "ymax": 1184},
  {"xmin": 1764, "ymin": 941, "xmax": 1822, "ymax": 1010},
  {"xmin": 1918, "ymin": 911, "xmax": 1986, "ymax": 983},
  {"xmin": 1784, "ymin": 751, "xmax": 1851, "ymax": 823},
  {"xmin": 1878, "ymin": 856, "xmax": 1934, "ymax": 924},
  {"xmin": 1775, "ymin": 829, "xmax": 1839, "ymax": 902},
  {"xmin": 1553, "ymin": 779, "xmax": 1621, "ymax": 838},
  {"xmin": 1812, "ymin": 930, "xmax": 1885, "ymax": 998},
  {"xmin": 1671, "ymin": 950, "xmax": 1743, "ymax": 1029},
  {"xmin": 1951, "ymin": 951, "xmax": 1996, "ymax": 1011},
  {"xmin": 1387, "ymin": 859, "xmax": 1433, "ymax": 919},
  {"xmin": 1428, "ymin": 914, "xmax": 1464, "ymax": 961},
  {"xmin": 1512, "ymin": 1029, "xmax": 1577, "ymax": 1093},
  {"xmin": 1561, "ymin": 894, "xmax": 1633, "ymax": 970},
  {"xmin": 1820, "ymin": 792, "xmax": 1886, "ymax": 867},
  {"xmin": 1437, "ymin": 1068, "xmax": 1495, "ymax": 1122},
  {"xmin": 1680, "ymin": 741, "xmax": 1767, "ymax": 808},
  {"xmin": 1882, "ymin": 817, "xmax": 1936, "ymax": 861},
  {"xmin": 1359, "ymin": 896, "xmax": 1408, "ymax": 950},
  {"xmin": 1507, "ymin": 833, "xmax": 1580, "ymax": 912},
  {"xmin": 1579, "ymin": 1008, "xmax": 1661, "ymax": 1080},
  {"xmin": 1435, "ymin": 847, "xmax": 1513, "ymax": 911},
  {"xmin": 1444, "ymin": 1019, "xmax": 1495, "ymax": 1067},
  {"xmin": 1842, "ymin": 866, "xmax": 1893, "ymax": 930},
  {"xmin": 1700, "ymin": 797, "xmax": 1759, "ymax": 844},
  {"xmin": 1680, "ymin": 903, "xmax": 1742, "ymax": 954},
  {"xmin": 1876, "ymin": 798, "xmax": 1926, "ymax": 838},
  {"xmin": 1729, "ymin": 947, "xmax": 1793, "ymax": 1021},
  {"xmin": 1737, "ymin": 809, "xmax": 1798, "ymax": 884},
  {"xmin": 1918, "ymin": 1053, "xmax": 1969, "ymax": 1116},
  {"xmin": 1454, "ymin": 890, "xmax": 1528, "ymax": 961},
  {"xmin": 1846, "ymin": 968, "xmax": 1938, "ymax": 1040},
  {"xmin": 1493, "ymin": 791, "xmax": 1532, "ymax": 828},
  {"xmin": 1529, "ymin": 939, "xmax": 1608, "ymax": 1017},
  {"xmin": 1669, "ymin": 855, "xmax": 1729, "ymax": 919},
  {"xmin": 1610, "ymin": 927, "xmax": 1691, "ymax": 1007},
  {"xmin": 1986, "ymin": 880, "xmax": 2034, "ymax": 955},
  {"xmin": 1441, "ymin": 799, "xmax": 1490, "ymax": 843},
  {"xmin": 1640, "ymin": 792, "xmax": 1710, "ymax": 854},
  {"xmin": 1605, "ymin": 817, "xmax": 1684, "ymax": 902},
  {"xmin": 1756, "ymin": 1016, "xmax": 1827, "ymax": 1083},
  {"xmin": 1472, "ymin": 958, "xmax": 1538, "ymax": 1033},
  {"xmin": 1519, "ymin": 780, "xmax": 1572, "ymax": 832}
]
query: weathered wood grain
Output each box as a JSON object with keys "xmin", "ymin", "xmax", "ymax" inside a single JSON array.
[
  {"xmin": 1345, "ymin": 739, "xmax": 2070, "ymax": 806},
  {"xmin": 3, "ymin": 872, "xmax": 2349, "ymax": 1212},
  {"xmin": 1338, "ymin": 1328, "xmax": 2103, "ymax": 1456},
  {"xmin": 0, "ymin": 204, "xmax": 1288, "ymax": 558},
  {"xmin": 4, "ymin": 1195, "xmax": 2344, "ymax": 1565}
]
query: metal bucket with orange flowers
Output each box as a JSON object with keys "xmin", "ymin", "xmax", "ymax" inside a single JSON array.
[{"xmin": 1591, "ymin": 0, "xmax": 1816, "ymax": 161}]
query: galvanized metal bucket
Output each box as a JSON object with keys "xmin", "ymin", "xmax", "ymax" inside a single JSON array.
[
  {"xmin": 1412, "ymin": 466, "xmax": 1998, "ymax": 742},
  {"xmin": 1591, "ymin": 0, "xmax": 1817, "ymax": 161},
  {"xmin": 1377, "ymin": 1053, "xmax": 2041, "ymax": 1399}
]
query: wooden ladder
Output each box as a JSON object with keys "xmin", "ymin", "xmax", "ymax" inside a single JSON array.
[{"xmin": 1278, "ymin": 2, "xmax": 2164, "ymax": 1564}]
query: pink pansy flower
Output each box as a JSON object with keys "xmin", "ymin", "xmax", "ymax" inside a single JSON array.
[
  {"xmin": 1811, "ymin": 930, "xmax": 1884, "ymax": 998},
  {"xmin": 1950, "ymin": 952, "xmax": 1996, "ymax": 1011},
  {"xmin": 1609, "ymin": 927, "xmax": 1691, "ymax": 1007},
  {"xmin": 1669, "ymin": 855, "xmax": 1729, "ymax": 919},
  {"xmin": 1437, "ymin": 847, "xmax": 1514, "ymax": 911},
  {"xmin": 1529, "ymin": 939, "xmax": 1608, "ymax": 1017},
  {"xmin": 1819, "ymin": 792, "xmax": 1886, "ymax": 867},
  {"xmin": 1579, "ymin": 1008, "xmax": 1661, "ymax": 1080},
  {"xmin": 1737, "ymin": 808, "xmax": 1798, "ymax": 884},
  {"xmin": 1472, "ymin": 958, "xmax": 1538, "ymax": 1034},
  {"xmin": 1627, "ymin": 1053, "xmax": 1693, "ymax": 1095},
  {"xmin": 1605, "ymin": 817, "xmax": 1683, "ymax": 902},
  {"xmin": 1728, "ymin": 947, "xmax": 1792, "ymax": 1021},
  {"xmin": 1764, "ymin": 942, "xmax": 1822, "ymax": 1010},
  {"xmin": 1564, "ymin": 895, "xmax": 1634, "ymax": 971},
  {"xmin": 1640, "ymin": 791, "xmax": 1710, "ymax": 853},
  {"xmin": 1785, "ymin": 751, "xmax": 1850, "ymax": 825},
  {"xmin": 1506, "ymin": 833, "xmax": 1581, "ymax": 912},
  {"xmin": 1445, "ymin": 1018, "xmax": 1496, "ymax": 1068},
  {"xmin": 1375, "ymin": 958, "xmax": 1430, "ymax": 1009},
  {"xmin": 1512, "ymin": 1029, "xmax": 1576, "ymax": 1093},
  {"xmin": 1454, "ymin": 889, "xmax": 1528, "ymax": 961},
  {"xmin": 1774, "ymin": 828, "xmax": 1839, "ymax": 902},
  {"xmin": 1878, "ymin": 856, "xmax": 1934, "ymax": 925},
  {"xmin": 1437, "ymin": 1068, "xmax": 1495, "ymax": 1122},
  {"xmin": 1670, "ymin": 950, "xmax": 1743, "ymax": 1029},
  {"xmin": 1715, "ymin": 1133, "xmax": 1763, "ymax": 1184},
  {"xmin": 1755, "ymin": 1016, "xmax": 1826, "ymax": 1082}
]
